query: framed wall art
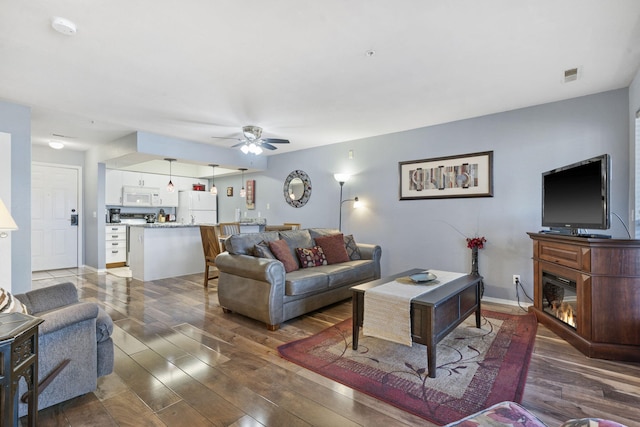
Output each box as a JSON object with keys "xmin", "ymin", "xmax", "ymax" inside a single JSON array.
[
  {"xmin": 399, "ymin": 151, "xmax": 493, "ymax": 200},
  {"xmin": 246, "ymin": 179, "xmax": 255, "ymax": 210},
  {"xmin": 226, "ymin": 186, "xmax": 233, "ymax": 197}
]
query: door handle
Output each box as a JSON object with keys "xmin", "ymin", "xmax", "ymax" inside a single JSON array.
[{"xmin": 70, "ymin": 214, "xmax": 78, "ymax": 226}]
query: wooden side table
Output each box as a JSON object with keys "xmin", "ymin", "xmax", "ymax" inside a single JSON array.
[{"xmin": 0, "ymin": 312, "xmax": 43, "ymax": 427}]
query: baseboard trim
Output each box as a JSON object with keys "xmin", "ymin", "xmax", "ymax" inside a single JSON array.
[{"xmin": 482, "ymin": 296, "xmax": 532, "ymax": 308}]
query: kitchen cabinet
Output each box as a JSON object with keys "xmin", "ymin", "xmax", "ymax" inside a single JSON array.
[
  {"xmin": 105, "ymin": 225, "xmax": 127, "ymax": 267},
  {"xmin": 106, "ymin": 170, "xmax": 182, "ymax": 207},
  {"xmin": 105, "ymin": 169, "xmax": 123, "ymax": 205},
  {"xmin": 121, "ymin": 171, "xmax": 149, "ymax": 187}
]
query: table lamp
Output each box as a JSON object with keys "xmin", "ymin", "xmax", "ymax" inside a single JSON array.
[{"xmin": 0, "ymin": 197, "xmax": 18, "ymax": 238}]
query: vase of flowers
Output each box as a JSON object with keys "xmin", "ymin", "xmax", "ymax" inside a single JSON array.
[{"xmin": 466, "ymin": 236, "xmax": 486, "ymax": 276}]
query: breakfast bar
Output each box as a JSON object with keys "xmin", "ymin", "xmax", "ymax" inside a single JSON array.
[{"xmin": 128, "ymin": 223, "xmax": 205, "ymax": 281}]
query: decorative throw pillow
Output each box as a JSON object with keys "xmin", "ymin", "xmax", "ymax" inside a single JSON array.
[
  {"xmin": 253, "ymin": 241, "xmax": 276, "ymax": 259},
  {"xmin": 295, "ymin": 246, "xmax": 328, "ymax": 268},
  {"xmin": 0, "ymin": 288, "xmax": 28, "ymax": 314},
  {"xmin": 268, "ymin": 239, "xmax": 299, "ymax": 273},
  {"xmin": 314, "ymin": 233, "xmax": 350, "ymax": 265},
  {"xmin": 343, "ymin": 234, "xmax": 362, "ymax": 260}
]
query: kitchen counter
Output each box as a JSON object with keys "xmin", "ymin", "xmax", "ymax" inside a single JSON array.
[
  {"xmin": 128, "ymin": 225, "xmax": 204, "ymax": 281},
  {"xmin": 128, "ymin": 222, "xmax": 206, "ymax": 228}
]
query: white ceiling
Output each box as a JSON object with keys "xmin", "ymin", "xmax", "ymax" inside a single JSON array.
[{"xmin": 1, "ymin": 1, "xmax": 640, "ymax": 158}]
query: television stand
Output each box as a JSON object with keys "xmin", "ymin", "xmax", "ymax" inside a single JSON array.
[
  {"xmin": 527, "ymin": 232, "xmax": 640, "ymax": 362},
  {"xmin": 538, "ymin": 229, "xmax": 611, "ymax": 239},
  {"xmin": 575, "ymin": 233, "xmax": 611, "ymax": 239}
]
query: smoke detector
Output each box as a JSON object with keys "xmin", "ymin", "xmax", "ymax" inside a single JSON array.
[{"xmin": 51, "ymin": 17, "xmax": 77, "ymax": 36}]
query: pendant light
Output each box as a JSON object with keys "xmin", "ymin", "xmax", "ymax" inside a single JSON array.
[
  {"xmin": 209, "ymin": 164, "xmax": 218, "ymax": 195},
  {"xmin": 239, "ymin": 168, "xmax": 247, "ymax": 198},
  {"xmin": 165, "ymin": 158, "xmax": 176, "ymax": 192}
]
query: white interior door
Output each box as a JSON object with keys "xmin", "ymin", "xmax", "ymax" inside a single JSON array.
[{"xmin": 32, "ymin": 164, "xmax": 79, "ymax": 271}]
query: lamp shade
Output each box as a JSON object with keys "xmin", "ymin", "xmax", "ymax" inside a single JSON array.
[
  {"xmin": 334, "ymin": 173, "xmax": 350, "ymax": 183},
  {"xmin": 0, "ymin": 198, "xmax": 18, "ymax": 231}
]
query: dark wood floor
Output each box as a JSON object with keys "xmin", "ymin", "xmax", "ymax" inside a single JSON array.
[{"xmin": 26, "ymin": 269, "xmax": 640, "ymax": 427}]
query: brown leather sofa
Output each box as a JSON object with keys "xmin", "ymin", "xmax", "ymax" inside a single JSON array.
[{"xmin": 215, "ymin": 228, "xmax": 381, "ymax": 330}]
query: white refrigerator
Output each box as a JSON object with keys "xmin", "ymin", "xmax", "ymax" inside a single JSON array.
[{"xmin": 177, "ymin": 191, "xmax": 217, "ymax": 224}]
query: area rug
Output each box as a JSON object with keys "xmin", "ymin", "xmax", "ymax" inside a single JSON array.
[{"xmin": 278, "ymin": 310, "xmax": 537, "ymax": 425}]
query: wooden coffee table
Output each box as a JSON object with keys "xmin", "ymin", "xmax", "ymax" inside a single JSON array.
[{"xmin": 351, "ymin": 268, "xmax": 482, "ymax": 378}]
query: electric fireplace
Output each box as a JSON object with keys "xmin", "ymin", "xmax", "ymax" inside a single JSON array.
[{"xmin": 541, "ymin": 272, "xmax": 577, "ymax": 329}]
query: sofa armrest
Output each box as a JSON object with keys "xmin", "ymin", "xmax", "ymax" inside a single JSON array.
[
  {"xmin": 15, "ymin": 282, "xmax": 79, "ymax": 315},
  {"xmin": 358, "ymin": 243, "xmax": 382, "ymax": 262},
  {"xmin": 37, "ymin": 302, "xmax": 99, "ymax": 336},
  {"xmin": 357, "ymin": 243, "xmax": 382, "ymax": 279},
  {"xmin": 216, "ymin": 253, "xmax": 286, "ymax": 282}
]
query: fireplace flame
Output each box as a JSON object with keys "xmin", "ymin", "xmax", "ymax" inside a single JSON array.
[{"xmin": 551, "ymin": 301, "xmax": 577, "ymax": 328}]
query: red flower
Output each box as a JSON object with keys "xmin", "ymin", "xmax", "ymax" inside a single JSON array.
[{"xmin": 466, "ymin": 236, "xmax": 486, "ymax": 249}]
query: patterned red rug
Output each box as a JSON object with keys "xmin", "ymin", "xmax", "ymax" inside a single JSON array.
[{"xmin": 278, "ymin": 310, "xmax": 537, "ymax": 425}]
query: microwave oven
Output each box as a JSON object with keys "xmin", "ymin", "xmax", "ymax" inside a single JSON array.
[{"xmin": 122, "ymin": 186, "xmax": 161, "ymax": 207}]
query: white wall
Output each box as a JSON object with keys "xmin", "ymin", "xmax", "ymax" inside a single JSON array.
[{"xmin": 217, "ymin": 89, "xmax": 630, "ymax": 302}]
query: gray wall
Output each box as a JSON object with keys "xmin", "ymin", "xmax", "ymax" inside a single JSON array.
[
  {"xmin": 217, "ymin": 89, "xmax": 630, "ymax": 303},
  {"xmin": 0, "ymin": 100, "xmax": 32, "ymax": 294},
  {"xmin": 1, "ymin": 86, "xmax": 632, "ymax": 301}
]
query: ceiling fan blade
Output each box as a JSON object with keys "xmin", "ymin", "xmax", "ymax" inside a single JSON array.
[
  {"xmin": 231, "ymin": 141, "xmax": 247, "ymax": 148},
  {"xmin": 261, "ymin": 142, "xmax": 278, "ymax": 150},
  {"xmin": 211, "ymin": 136, "xmax": 241, "ymax": 141},
  {"xmin": 262, "ymin": 138, "xmax": 289, "ymax": 144}
]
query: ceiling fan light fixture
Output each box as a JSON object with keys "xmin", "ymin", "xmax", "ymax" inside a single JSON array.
[
  {"xmin": 240, "ymin": 144, "xmax": 250, "ymax": 154},
  {"xmin": 243, "ymin": 125, "xmax": 262, "ymax": 141}
]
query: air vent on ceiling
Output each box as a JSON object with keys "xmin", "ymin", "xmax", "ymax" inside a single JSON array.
[{"xmin": 564, "ymin": 67, "xmax": 579, "ymax": 83}]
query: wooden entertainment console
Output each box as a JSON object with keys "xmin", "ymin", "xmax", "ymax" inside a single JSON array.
[{"xmin": 528, "ymin": 232, "xmax": 640, "ymax": 362}]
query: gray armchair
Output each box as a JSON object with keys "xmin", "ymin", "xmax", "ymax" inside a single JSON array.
[{"xmin": 15, "ymin": 282, "xmax": 114, "ymax": 416}]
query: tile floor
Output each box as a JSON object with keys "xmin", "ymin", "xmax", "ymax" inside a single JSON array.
[{"xmin": 31, "ymin": 266, "xmax": 97, "ymax": 289}]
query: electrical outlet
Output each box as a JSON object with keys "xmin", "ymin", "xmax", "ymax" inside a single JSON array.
[{"xmin": 512, "ymin": 275, "xmax": 520, "ymax": 285}]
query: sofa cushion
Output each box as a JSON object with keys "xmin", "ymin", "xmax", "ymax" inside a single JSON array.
[
  {"xmin": 295, "ymin": 246, "xmax": 328, "ymax": 268},
  {"xmin": 308, "ymin": 228, "xmax": 340, "ymax": 239},
  {"xmin": 279, "ymin": 230, "xmax": 314, "ymax": 265},
  {"xmin": 226, "ymin": 231, "xmax": 280, "ymax": 255},
  {"xmin": 0, "ymin": 288, "xmax": 28, "ymax": 314},
  {"xmin": 329, "ymin": 261, "xmax": 377, "ymax": 287},
  {"xmin": 253, "ymin": 241, "xmax": 276, "ymax": 259},
  {"xmin": 284, "ymin": 269, "xmax": 329, "ymax": 296},
  {"xmin": 269, "ymin": 239, "xmax": 299, "ymax": 273},
  {"xmin": 315, "ymin": 233, "xmax": 350, "ymax": 264},
  {"xmin": 344, "ymin": 234, "xmax": 362, "ymax": 260}
]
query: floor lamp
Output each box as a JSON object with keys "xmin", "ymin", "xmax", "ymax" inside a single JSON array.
[{"xmin": 334, "ymin": 174, "xmax": 359, "ymax": 232}]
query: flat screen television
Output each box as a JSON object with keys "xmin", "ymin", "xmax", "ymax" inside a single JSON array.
[{"xmin": 541, "ymin": 154, "xmax": 610, "ymax": 236}]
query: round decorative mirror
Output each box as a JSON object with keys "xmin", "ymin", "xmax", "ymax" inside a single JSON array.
[{"xmin": 283, "ymin": 170, "xmax": 312, "ymax": 207}]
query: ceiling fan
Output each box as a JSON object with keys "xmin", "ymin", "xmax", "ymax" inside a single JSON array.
[{"xmin": 213, "ymin": 125, "xmax": 290, "ymax": 154}]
